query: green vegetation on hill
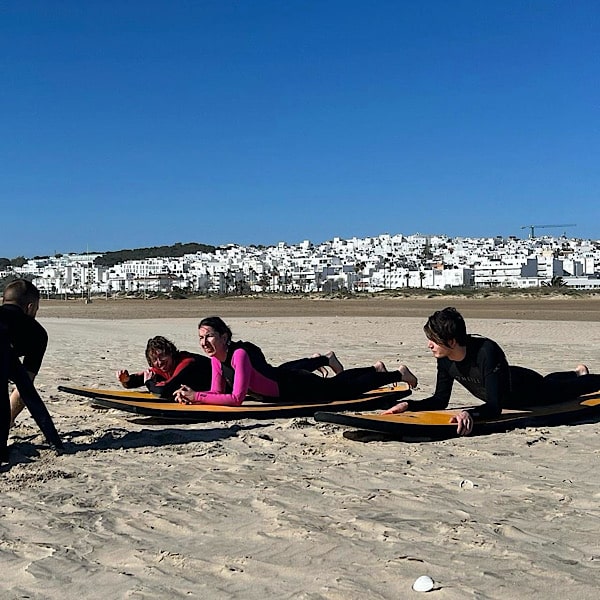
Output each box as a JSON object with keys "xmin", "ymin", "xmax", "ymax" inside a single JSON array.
[
  {"xmin": 93, "ymin": 242, "xmax": 216, "ymax": 267},
  {"xmin": 2, "ymin": 243, "xmax": 216, "ymax": 267}
]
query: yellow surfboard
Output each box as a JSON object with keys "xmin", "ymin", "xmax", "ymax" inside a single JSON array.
[{"xmin": 314, "ymin": 391, "xmax": 600, "ymax": 439}]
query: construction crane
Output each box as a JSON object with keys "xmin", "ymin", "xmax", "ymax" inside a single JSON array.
[{"xmin": 520, "ymin": 224, "xmax": 576, "ymax": 239}]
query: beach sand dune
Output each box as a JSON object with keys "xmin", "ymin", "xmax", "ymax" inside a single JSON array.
[{"xmin": 2, "ymin": 304, "xmax": 600, "ymax": 598}]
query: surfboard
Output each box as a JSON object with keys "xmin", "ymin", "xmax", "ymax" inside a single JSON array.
[
  {"xmin": 314, "ymin": 391, "xmax": 600, "ymax": 440},
  {"xmin": 59, "ymin": 384, "xmax": 411, "ymax": 422},
  {"xmin": 58, "ymin": 385, "xmax": 160, "ymax": 401}
]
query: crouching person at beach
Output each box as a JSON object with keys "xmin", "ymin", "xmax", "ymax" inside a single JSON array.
[
  {"xmin": 1, "ymin": 280, "xmax": 63, "ymax": 462},
  {"xmin": 173, "ymin": 316, "xmax": 418, "ymax": 406},
  {"xmin": 384, "ymin": 306, "xmax": 600, "ymax": 436}
]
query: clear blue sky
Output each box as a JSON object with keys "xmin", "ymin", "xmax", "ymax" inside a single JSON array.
[{"xmin": 1, "ymin": 1, "xmax": 598, "ymax": 258}]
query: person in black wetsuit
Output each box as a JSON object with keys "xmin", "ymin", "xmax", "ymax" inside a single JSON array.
[
  {"xmin": 117, "ymin": 335, "xmax": 348, "ymax": 399},
  {"xmin": 1, "ymin": 279, "xmax": 48, "ymax": 424},
  {"xmin": 1, "ymin": 279, "xmax": 63, "ymax": 462},
  {"xmin": 384, "ymin": 306, "xmax": 600, "ymax": 436}
]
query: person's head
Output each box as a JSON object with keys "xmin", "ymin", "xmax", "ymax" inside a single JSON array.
[
  {"xmin": 2, "ymin": 279, "xmax": 41, "ymax": 317},
  {"xmin": 197, "ymin": 316, "xmax": 232, "ymax": 360},
  {"xmin": 145, "ymin": 336, "xmax": 179, "ymax": 373},
  {"xmin": 423, "ymin": 307, "xmax": 468, "ymax": 349}
]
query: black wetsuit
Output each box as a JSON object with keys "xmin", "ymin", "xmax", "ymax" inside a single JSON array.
[
  {"xmin": 123, "ymin": 351, "xmax": 212, "ymax": 398},
  {"xmin": 0, "ymin": 307, "xmax": 62, "ymax": 459},
  {"xmin": 215, "ymin": 341, "xmax": 400, "ymax": 404},
  {"xmin": 0, "ymin": 304, "xmax": 47, "ymax": 374},
  {"xmin": 406, "ymin": 336, "xmax": 600, "ymax": 418}
]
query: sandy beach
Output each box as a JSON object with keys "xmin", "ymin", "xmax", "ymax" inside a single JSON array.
[{"xmin": 2, "ymin": 297, "xmax": 600, "ymax": 599}]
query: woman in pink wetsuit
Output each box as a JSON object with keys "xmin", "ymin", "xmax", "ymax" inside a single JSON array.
[{"xmin": 174, "ymin": 317, "xmax": 418, "ymax": 406}]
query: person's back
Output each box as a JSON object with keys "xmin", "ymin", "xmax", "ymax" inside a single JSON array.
[{"xmin": 0, "ymin": 302, "xmax": 48, "ymax": 374}]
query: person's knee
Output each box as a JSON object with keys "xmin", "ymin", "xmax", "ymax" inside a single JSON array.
[{"xmin": 10, "ymin": 395, "xmax": 26, "ymax": 422}]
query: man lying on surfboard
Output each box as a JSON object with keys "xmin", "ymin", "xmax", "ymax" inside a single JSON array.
[
  {"xmin": 384, "ymin": 307, "xmax": 600, "ymax": 436},
  {"xmin": 173, "ymin": 316, "xmax": 418, "ymax": 406},
  {"xmin": 118, "ymin": 335, "xmax": 348, "ymax": 399}
]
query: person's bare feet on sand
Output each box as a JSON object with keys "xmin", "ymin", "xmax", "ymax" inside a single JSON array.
[
  {"xmin": 399, "ymin": 364, "xmax": 418, "ymax": 388},
  {"xmin": 326, "ymin": 351, "xmax": 344, "ymax": 374},
  {"xmin": 373, "ymin": 360, "xmax": 387, "ymax": 372},
  {"xmin": 575, "ymin": 364, "xmax": 589, "ymax": 376}
]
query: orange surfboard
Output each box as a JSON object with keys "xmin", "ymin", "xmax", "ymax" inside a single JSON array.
[
  {"xmin": 59, "ymin": 383, "xmax": 411, "ymax": 422},
  {"xmin": 314, "ymin": 391, "xmax": 600, "ymax": 440}
]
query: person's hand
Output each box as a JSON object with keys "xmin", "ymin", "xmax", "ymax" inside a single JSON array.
[
  {"xmin": 174, "ymin": 385, "xmax": 196, "ymax": 405},
  {"xmin": 450, "ymin": 410, "xmax": 473, "ymax": 436},
  {"xmin": 383, "ymin": 401, "xmax": 409, "ymax": 415},
  {"xmin": 116, "ymin": 370, "xmax": 130, "ymax": 386},
  {"xmin": 142, "ymin": 369, "xmax": 154, "ymax": 383}
]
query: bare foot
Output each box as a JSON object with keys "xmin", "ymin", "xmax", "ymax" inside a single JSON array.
[
  {"xmin": 373, "ymin": 360, "xmax": 387, "ymax": 373},
  {"xmin": 575, "ymin": 363, "xmax": 589, "ymax": 376},
  {"xmin": 326, "ymin": 351, "xmax": 344, "ymax": 374},
  {"xmin": 311, "ymin": 354, "xmax": 329, "ymax": 377},
  {"xmin": 399, "ymin": 364, "xmax": 418, "ymax": 388}
]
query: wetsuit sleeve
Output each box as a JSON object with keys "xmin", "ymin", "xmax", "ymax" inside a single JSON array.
[
  {"xmin": 122, "ymin": 372, "xmax": 145, "ymax": 388},
  {"xmin": 194, "ymin": 349, "xmax": 250, "ymax": 406},
  {"xmin": 210, "ymin": 358, "xmax": 226, "ymax": 393},
  {"xmin": 470, "ymin": 345, "xmax": 508, "ymax": 419},
  {"xmin": 145, "ymin": 377, "xmax": 169, "ymax": 397},
  {"xmin": 22, "ymin": 322, "xmax": 48, "ymax": 375},
  {"xmin": 405, "ymin": 359, "xmax": 454, "ymax": 411}
]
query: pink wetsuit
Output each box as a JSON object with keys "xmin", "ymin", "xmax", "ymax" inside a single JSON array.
[{"xmin": 193, "ymin": 348, "xmax": 278, "ymax": 405}]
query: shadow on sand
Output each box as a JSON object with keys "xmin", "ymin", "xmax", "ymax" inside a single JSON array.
[{"xmin": 2, "ymin": 422, "xmax": 270, "ymax": 470}]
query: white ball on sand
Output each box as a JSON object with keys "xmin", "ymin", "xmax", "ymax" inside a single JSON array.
[{"xmin": 412, "ymin": 575, "xmax": 435, "ymax": 592}]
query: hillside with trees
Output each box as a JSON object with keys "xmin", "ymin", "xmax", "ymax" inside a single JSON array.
[{"xmin": 93, "ymin": 242, "xmax": 216, "ymax": 267}]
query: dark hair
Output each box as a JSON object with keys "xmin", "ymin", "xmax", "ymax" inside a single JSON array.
[
  {"xmin": 423, "ymin": 307, "xmax": 468, "ymax": 347},
  {"xmin": 145, "ymin": 336, "xmax": 179, "ymax": 366},
  {"xmin": 2, "ymin": 278, "xmax": 40, "ymax": 309},
  {"xmin": 198, "ymin": 316, "xmax": 232, "ymax": 342}
]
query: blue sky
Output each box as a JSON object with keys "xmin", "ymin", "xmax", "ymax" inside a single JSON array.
[{"xmin": 1, "ymin": 1, "xmax": 598, "ymax": 258}]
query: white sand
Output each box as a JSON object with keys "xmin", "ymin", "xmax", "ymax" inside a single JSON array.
[{"xmin": 2, "ymin": 316, "xmax": 600, "ymax": 599}]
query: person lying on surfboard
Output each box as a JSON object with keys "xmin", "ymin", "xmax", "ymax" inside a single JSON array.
[
  {"xmin": 384, "ymin": 306, "xmax": 600, "ymax": 436},
  {"xmin": 173, "ymin": 316, "xmax": 418, "ymax": 407},
  {"xmin": 117, "ymin": 336, "xmax": 212, "ymax": 399},
  {"xmin": 118, "ymin": 335, "xmax": 348, "ymax": 399}
]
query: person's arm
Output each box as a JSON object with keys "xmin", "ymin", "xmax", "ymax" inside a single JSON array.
[
  {"xmin": 449, "ymin": 342, "xmax": 510, "ymax": 435},
  {"xmin": 190, "ymin": 350, "xmax": 253, "ymax": 405},
  {"xmin": 11, "ymin": 322, "xmax": 48, "ymax": 422},
  {"xmin": 175, "ymin": 350, "xmax": 274, "ymax": 406},
  {"xmin": 384, "ymin": 360, "xmax": 453, "ymax": 414},
  {"xmin": 117, "ymin": 370, "xmax": 145, "ymax": 389},
  {"xmin": 7, "ymin": 346, "xmax": 63, "ymax": 449}
]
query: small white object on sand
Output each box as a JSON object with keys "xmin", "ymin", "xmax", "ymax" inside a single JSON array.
[{"xmin": 412, "ymin": 575, "xmax": 435, "ymax": 592}]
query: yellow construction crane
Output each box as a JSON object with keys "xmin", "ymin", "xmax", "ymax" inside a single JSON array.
[{"xmin": 520, "ymin": 224, "xmax": 576, "ymax": 239}]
